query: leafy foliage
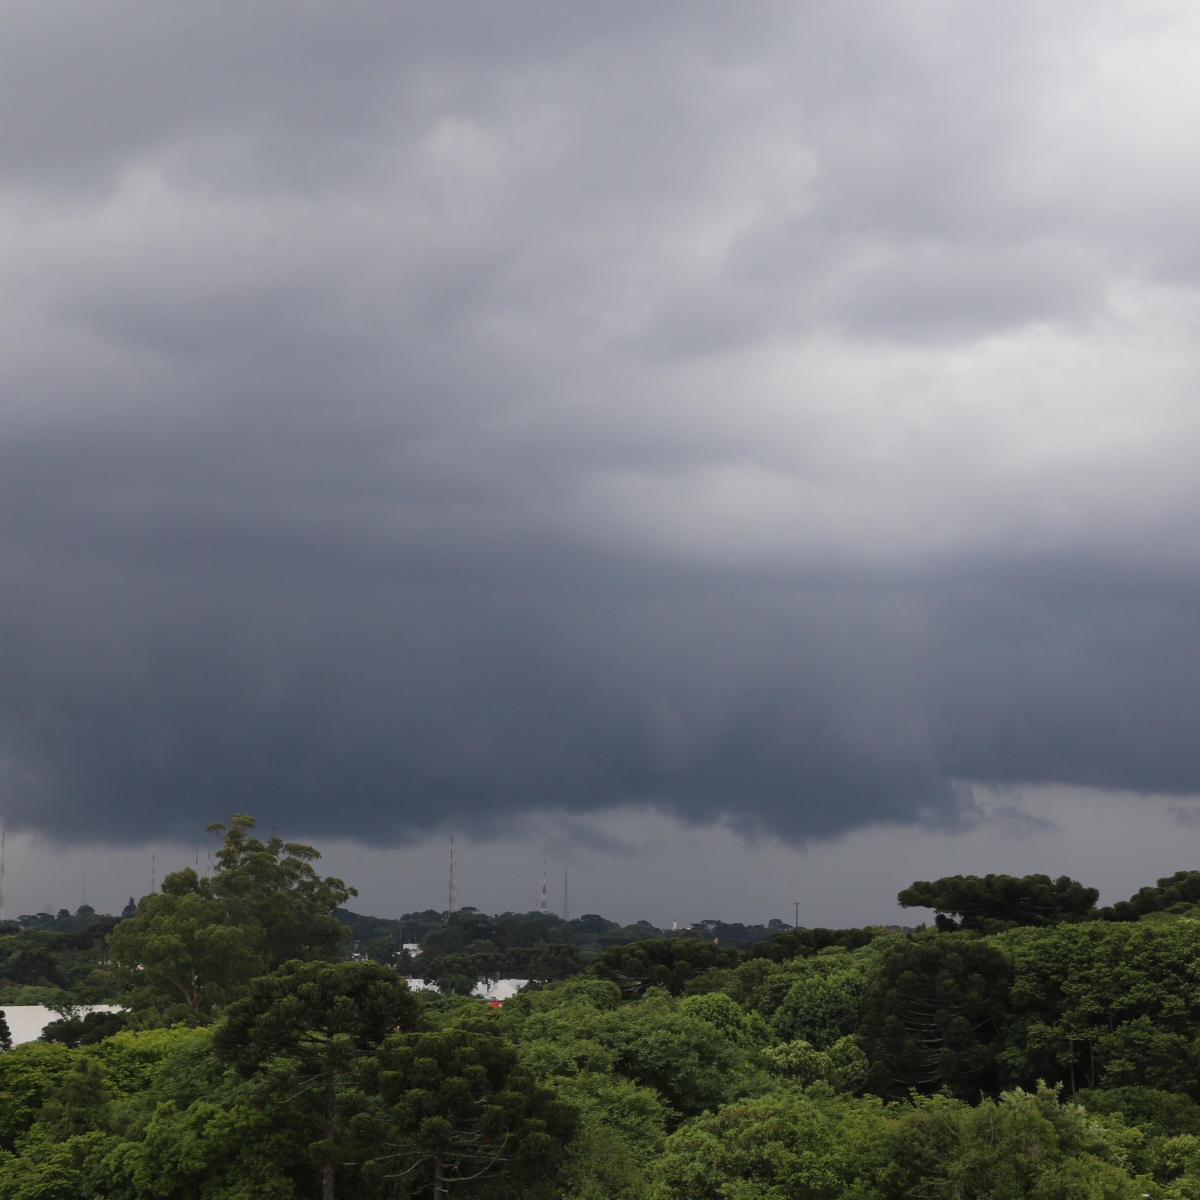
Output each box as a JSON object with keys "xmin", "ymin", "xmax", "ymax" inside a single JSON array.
[
  {"xmin": 1101, "ymin": 870, "xmax": 1200, "ymax": 922},
  {"xmin": 770, "ymin": 967, "xmax": 866, "ymax": 1048},
  {"xmin": 353, "ymin": 1024, "xmax": 578, "ymax": 1198},
  {"xmin": 744, "ymin": 924, "xmax": 885, "ymax": 962},
  {"xmin": 652, "ymin": 1087, "xmax": 896, "ymax": 1200},
  {"xmin": 885, "ymin": 1085, "xmax": 1143, "ymax": 1200},
  {"xmin": 859, "ymin": 933, "xmax": 1012, "ymax": 1099},
  {"xmin": 108, "ymin": 814, "xmax": 355, "ymax": 1020},
  {"xmin": 898, "ymin": 873, "xmax": 1100, "ymax": 932},
  {"xmin": 999, "ymin": 921, "xmax": 1200, "ymax": 1094},
  {"xmin": 215, "ymin": 958, "xmax": 420, "ymax": 1200},
  {"xmin": 7, "ymin": 833, "xmax": 1200, "ymax": 1200},
  {"xmin": 40, "ymin": 1010, "xmax": 129, "ymax": 1048},
  {"xmin": 589, "ymin": 938, "xmax": 741, "ymax": 997},
  {"xmin": 0, "ymin": 917, "xmax": 117, "ymax": 1000}
]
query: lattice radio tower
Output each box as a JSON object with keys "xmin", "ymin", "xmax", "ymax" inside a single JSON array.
[
  {"xmin": 563, "ymin": 866, "xmax": 569, "ymax": 921},
  {"xmin": 538, "ymin": 843, "xmax": 548, "ymax": 913},
  {"xmin": 446, "ymin": 834, "xmax": 456, "ymax": 921}
]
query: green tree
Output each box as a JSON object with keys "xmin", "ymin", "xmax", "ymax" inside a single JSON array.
[
  {"xmin": 898, "ymin": 873, "xmax": 1099, "ymax": 932},
  {"xmin": 0, "ymin": 1129, "xmax": 117, "ymax": 1200},
  {"xmin": 0, "ymin": 1041, "xmax": 77, "ymax": 1150},
  {"xmin": 108, "ymin": 814, "xmax": 357, "ymax": 1019},
  {"xmin": 40, "ymin": 1010, "xmax": 129, "ymax": 1048},
  {"xmin": 745, "ymin": 925, "xmax": 883, "ymax": 963},
  {"xmin": 859, "ymin": 934, "xmax": 1011, "ymax": 1099},
  {"xmin": 588, "ymin": 989, "xmax": 747, "ymax": 1118},
  {"xmin": 1102, "ymin": 870, "xmax": 1200, "ymax": 921},
  {"xmin": 652, "ymin": 1087, "xmax": 895, "ymax": 1200},
  {"xmin": 199, "ymin": 814, "xmax": 357, "ymax": 971},
  {"xmin": 35, "ymin": 1056, "xmax": 111, "ymax": 1139},
  {"xmin": 1, "ymin": 945, "xmax": 67, "ymax": 988},
  {"xmin": 1077, "ymin": 1086, "xmax": 1200, "ymax": 1182},
  {"xmin": 103, "ymin": 1025, "xmax": 321, "ymax": 1199},
  {"xmin": 589, "ymin": 938, "xmax": 740, "ymax": 997},
  {"xmin": 888, "ymin": 1084, "xmax": 1141, "ymax": 1200},
  {"xmin": 353, "ymin": 1023, "xmax": 578, "ymax": 1200},
  {"xmin": 770, "ymin": 969, "xmax": 865, "ymax": 1048},
  {"xmin": 676, "ymin": 991, "xmax": 756, "ymax": 1046},
  {"xmin": 214, "ymin": 958, "xmax": 420, "ymax": 1200},
  {"xmin": 553, "ymin": 1071, "xmax": 667, "ymax": 1200},
  {"xmin": 108, "ymin": 890, "xmax": 261, "ymax": 1018},
  {"xmin": 507, "ymin": 978, "xmax": 746, "ymax": 1121},
  {"xmin": 363, "ymin": 935, "xmax": 398, "ymax": 966},
  {"xmin": 761, "ymin": 1036, "xmax": 869, "ymax": 1092},
  {"xmin": 0, "ymin": 1010, "xmax": 10, "ymax": 1052},
  {"xmin": 999, "ymin": 921, "xmax": 1200, "ymax": 1094}
]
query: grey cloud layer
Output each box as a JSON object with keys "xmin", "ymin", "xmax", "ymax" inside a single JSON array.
[{"xmin": 1, "ymin": 1, "xmax": 1199, "ymax": 843}]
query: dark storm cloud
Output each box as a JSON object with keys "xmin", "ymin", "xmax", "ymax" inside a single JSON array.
[{"xmin": 1, "ymin": 0, "xmax": 1199, "ymax": 843}]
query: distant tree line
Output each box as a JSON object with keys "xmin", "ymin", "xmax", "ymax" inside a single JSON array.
[{"xmin": 7, "ymin": 825, "xmax": 1200, "ymax": 1198}]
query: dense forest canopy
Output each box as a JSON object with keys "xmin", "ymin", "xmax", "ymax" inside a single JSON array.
[{"xmin": 3, "ymin": 824, "xmax": 1200, "ymax": 1198}]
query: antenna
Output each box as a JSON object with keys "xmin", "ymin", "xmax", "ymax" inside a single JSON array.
[
  {"xmin": 82, "ymin": 870, "xmax": 86, "ymax": 909},
  {"xmin": 538, "ymin": 843, "xmax": 548, "ymax": 913},
  {"xmin": 563, "ymin": 866, "xmax": 569, "ymax": 922},
  {"xmin": 151, "ymin": 853, "xmax": 156, "ymax": 894},
  {"xmin": 195, "ymin": 845, "xmax": 199, "ymax": 869},
  {"xmin": 794, "ymin": 900, "xmax": 799, "ymax": 929},
  {"xmin": 446, "ymin": 835, "xmax": 456, "ymax": 920}
]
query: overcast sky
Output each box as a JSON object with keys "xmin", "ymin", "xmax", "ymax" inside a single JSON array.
[{"xmin": 2, "ymin": 2, "xmax": 1200, "ymax": 920}]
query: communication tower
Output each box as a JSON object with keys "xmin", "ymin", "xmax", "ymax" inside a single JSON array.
[
  {"xmin": 538, "ymin": 843, "xmax": 548, "ymax": 913},
  {"xmin": 446, "ymin": 835, "xmax": 457, "ymax": 920}
]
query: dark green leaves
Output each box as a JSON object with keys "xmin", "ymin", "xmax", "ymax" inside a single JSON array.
[
  {"xmin": 898, "ymin": 873, "xmax": 1099, "ymax": 932},
  {"xmin": 859, "ymin": 934, "xmax": 1011, "ymax": 1099},
  {"xmin": 589, "ymin": 938, "xmax": 741, "ymax": 997},
  {"xmin": 215, "ymin": 958, "xmax": 419, "ymax": 1079},
  {"xmin": 352, "ymin": 1025, "xmax": 577, "ymax": 1197}
]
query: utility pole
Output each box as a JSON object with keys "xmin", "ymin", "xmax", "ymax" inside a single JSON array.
[
  {"xmin": 563, "ymin": 866, "xmax": 569, "ymax": 921},
  {"xmin": 446, "ymin": 835, "xmax": 456, "ymax": 921}
]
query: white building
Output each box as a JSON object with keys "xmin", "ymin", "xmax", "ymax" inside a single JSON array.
[{"xmin": 471, "ymin": 979, "xmax": 529, "ymax": 1003}]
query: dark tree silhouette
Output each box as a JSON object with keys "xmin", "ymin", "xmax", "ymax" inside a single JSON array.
[{"xmin": 899, "ymin": 874, "xmax": 1098, "ymax": 931}]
